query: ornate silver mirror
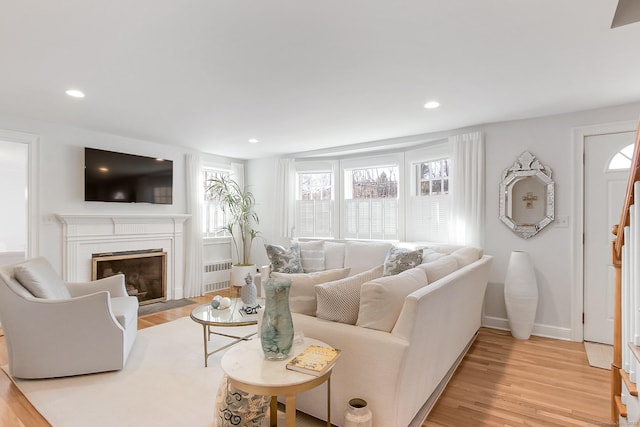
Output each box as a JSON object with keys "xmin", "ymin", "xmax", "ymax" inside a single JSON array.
[{"xmin": 499, "ymin": 151, "xmax": 554, "ymax": 239}]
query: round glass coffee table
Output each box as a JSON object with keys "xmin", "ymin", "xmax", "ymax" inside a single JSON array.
[
  {"xmin": 190, "ymin": 297, "xmax": 264, "ymax": 367},
  {"xmin": 221, "ymin": 337, "xmax": 334, "ymax": 427}
]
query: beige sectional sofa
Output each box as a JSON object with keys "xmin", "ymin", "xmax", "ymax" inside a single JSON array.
[{"xmin": 259, "ymin": 240, "xmax": 493, "ymax": 427}]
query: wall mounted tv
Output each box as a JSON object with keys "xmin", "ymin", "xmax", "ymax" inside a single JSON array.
[{"xmin": 84, "ymin": 148, "xmax": 173, "ymax": 204}]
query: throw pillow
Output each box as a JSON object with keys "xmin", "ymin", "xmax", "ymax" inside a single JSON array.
[
  {"xmin": 14, "ymin": 257, "xmax": 71, "ymax": 299},
  {"xmin": 356, "ymin": 267, "xmax": 427, "ymax": 332},
  {"xmin": 420, "ymin": 248, "xmax": 446, "ymax": 263},
  {"xmin": 417, "ymin": 255, "xmax": 459, "ymax": 283},
  {"xmin": 213, "ymin": 374, "xmax": 269, "ymax": 427},
  {"xmin": 451, "ymin": 246, "xmax": 483, "ymax": 268},
  {"xmin": 383, "ymin": 246, "xmax": 424, "ymax": 276},
  {"xmin": 343, "ymin": 241, "xmax": 393, "ymax": 275},
  {"xmin": 315, "ymin": 264, "xmax": 384, "ymax": 324},
  {"xmin": 264, "ymin": 243, "xmax": 303, "ymax": 273},
  {"xmin": 270, "ymin": 268, "xmax": 351, "ymax": 315},
  {"xmin": 323, "ymin": 241, "xmax": 346, "ymax": 270},
  {"xmin": 297, "ymin": 240, "xmax": 326, "ymax": 273}
]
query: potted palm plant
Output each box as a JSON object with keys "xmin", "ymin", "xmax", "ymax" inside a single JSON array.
[{"xmin": 207, "ymin": 174, "xmax": 259, "ymax": 287}]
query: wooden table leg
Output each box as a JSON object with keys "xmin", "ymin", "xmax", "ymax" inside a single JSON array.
[
  {"xmin": 270, "ymin": 396, "xmax": 278, "ymax": 427},
  {"xmin": 286, "ymin": 394, "xmax": 296, "ymax": 426}
]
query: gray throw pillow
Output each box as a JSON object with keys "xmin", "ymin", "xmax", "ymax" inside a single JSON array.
[
  {"xmin": 264, "ymin": 243, "xmax": 303, "ymax": 273},
  {"xmin": 14, "ymin": 257, "xmax": 71, "ymax": 299},
  {"xmin": 383, "ymin": 246, "xmax": 423, "ymax": 276}
]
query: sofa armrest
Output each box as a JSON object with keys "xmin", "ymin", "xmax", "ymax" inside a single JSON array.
[
  {"xmin": 291, "ymin": 313, "xmax": 409, "ymax": 425},
  {"xmin": 65, "ymin": 274, "xmax": 127, "ymax": 298}
]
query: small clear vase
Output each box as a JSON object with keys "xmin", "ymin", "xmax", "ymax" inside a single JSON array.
[{"xmin": 260, "ymin": 278, "xmax": 294, "ymax": 360}]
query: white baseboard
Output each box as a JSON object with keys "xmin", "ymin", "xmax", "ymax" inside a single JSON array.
[{"xmin": 482, "ymin": 316, "xmax": 574, "ymax": 341}]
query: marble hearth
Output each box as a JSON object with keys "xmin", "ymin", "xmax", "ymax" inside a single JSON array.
[{"xmin": 55, "ymin": 213, "xmax": 190, "ymax": 300}]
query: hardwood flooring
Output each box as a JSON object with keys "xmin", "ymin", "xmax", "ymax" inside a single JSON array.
[{"xmin": 0, "ymin": 294, "xmax": 610, "ymax": 426}]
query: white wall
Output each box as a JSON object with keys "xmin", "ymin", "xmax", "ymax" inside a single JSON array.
[
  {"xmin": 0, "ymin": 114, "xmax": 236, "ymax": 275},
  {"xmin": 247, "ymin": 101, "xmax": 640, "ymax": 340}
]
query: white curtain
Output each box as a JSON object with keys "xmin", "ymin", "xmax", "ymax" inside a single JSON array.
[
  {"xmin": 274, "ymin": 158, "xmax": 296, "ymax": 239},
  {"xmin": 184, "ymin": 153, "xmax": 204, "ymax": 297},
  {"xmin": 449, "ymin": 131, "xmax": 485, "ymax": 247}
]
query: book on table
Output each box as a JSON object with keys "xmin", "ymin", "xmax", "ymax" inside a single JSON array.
[{"xmin": 286, "ymin": 345, "xmax": 341, "ymax": 376}]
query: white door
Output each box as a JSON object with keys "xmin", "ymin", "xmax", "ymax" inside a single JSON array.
[{"xmin": 584, "ymin": 131, "xmax": 636, "ymax": 344}]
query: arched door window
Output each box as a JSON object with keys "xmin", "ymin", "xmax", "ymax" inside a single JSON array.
[{"xmin": 608, "ymin": 143, "xmax": 634, "ymax": 171}]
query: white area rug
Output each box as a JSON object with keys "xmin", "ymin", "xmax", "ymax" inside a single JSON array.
[
  {"xmin": 584, "ymin": 341, "xmax": 613, "ymax": 370},
  {"xmin": 3, "ymin": 318, "xmax": 326, "ymax": 427}
]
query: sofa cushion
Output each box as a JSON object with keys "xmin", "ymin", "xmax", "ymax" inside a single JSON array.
[
  {"xmin": 383, "ymin": 246, "xmax": 423, "ymax": 276},
  {"xmin": 417, "ymin": 255, "xmax": 459, "ymax": 283},
  {"xmin": 315, "ymin": 265, "xmax": 384, "ymax": 325},
  {"xmin": 264, "ymin": 243, "xmax": 303, "ymax": 273},
  {"xmin": 297, "ymin": 240, "xmax": 326, "ymax": 273},
  {"xmin": 324, "ymin": 241, "xmax": 346, "ymax": 270},
  {"xmin": 344, "ymin": 241, "xmax": 393, "ymax": 275},
  {"xmin": 271, "ymin": 268, "xmax": 350, "ymax": 315},
  {"xmin": 13, "ymin": 258, "xmax": 71, "ymax": 299},
  {"xmin": 451, "ymin": 246, "xmax": 483, "ymax": 268},
  {"xmin": 357, "ymin": 267, "xmax": 427, "ymax": 332}
]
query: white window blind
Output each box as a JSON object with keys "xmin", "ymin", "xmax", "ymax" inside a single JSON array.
[
  {"xmin": 407, "ymin": 194, "xmax": 450, "ymax": 242},
  {"xmin": 295, "ymin": 200, "xmax": 333, "ymax": 238}
]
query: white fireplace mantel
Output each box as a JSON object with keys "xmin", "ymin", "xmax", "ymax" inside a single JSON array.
[{"xmin": 55, "ymin": 213, "xmax": 191, "ymax": 300}]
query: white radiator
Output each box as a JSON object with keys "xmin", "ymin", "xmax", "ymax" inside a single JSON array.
[{"xmin": 203, "ymin": 259, "xmax": 232, "ymax": 293}]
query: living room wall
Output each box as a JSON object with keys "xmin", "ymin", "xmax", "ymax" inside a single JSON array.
[
  {"xmin": 247, "ymin": 100, "xmax": 640, "ymax": 341},
  {"xmin": 0, "ymin": 114, "xmax": 237, "ymax": 273}
]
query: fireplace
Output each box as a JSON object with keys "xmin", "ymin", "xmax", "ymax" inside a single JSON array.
[{"xmin": 92, "ymin": 249, "xmax": 167, "ymax": 305}]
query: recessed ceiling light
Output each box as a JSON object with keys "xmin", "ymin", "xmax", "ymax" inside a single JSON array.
[
  {"xmin": 65, "ymin": 89, "xmax": 85, "ymax": 98},
  {"xmin": 248, "ymin": 138, "xmax": 259, "ymax": 144},
  {"xmin": 424, "ymin": 100, "xmax": 440, "ymax": 109}
]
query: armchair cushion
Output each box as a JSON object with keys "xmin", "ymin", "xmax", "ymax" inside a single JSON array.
[{"xmin": 13, "ymin": 257, "xmax": 71, "ymax": 299}]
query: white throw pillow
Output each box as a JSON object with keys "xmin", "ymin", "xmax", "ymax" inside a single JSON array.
[
  {"xmin": 417, "ymin": 255, "xmax": 459, "ymax": 283},
  {"xmin": 315, "ymin": 265, "xmax": 384, "ymax": 325},
  {"xmin": 13, "ymin": 258, "xmax": 71, "ymax": 299},
  {"xmin": 344, "ymin": 241, "xmax": 392, "ymax": 275},
  {"xmin": 271, "ymin": 268, "xmax": 350, "ymax": 315},
  {"xmin": 296, "ymin": 240, "xmax": 326, "ymax": 273},
  {"xmin": 451, "ymin": 247, "xmax": 483, "ymax": 268},
  {"xmin": 420, "ymin": 248, "xmax": 446, "ymax": 263},
  {"xmin": 323, "ymin": 241, "xmax": 346, "ymax": 270},
  {"xmin": 356, "ymin": 268, "xmax": 427, "ymax": 332},
  {"xmin": 383, "ymin": 246, "xmax": 423, "ymax": 276}
]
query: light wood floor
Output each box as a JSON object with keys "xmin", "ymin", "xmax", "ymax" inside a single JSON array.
[{"xmin": 0, "ymin": 294, "xmax": 610, "ymax": 426}]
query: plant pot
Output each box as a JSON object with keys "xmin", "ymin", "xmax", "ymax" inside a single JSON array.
[{"xmin": 231, "ymin": 264, "xmax": 256, "ymax": 287}]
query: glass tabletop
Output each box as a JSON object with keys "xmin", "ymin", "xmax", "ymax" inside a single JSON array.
[{"xmin": 190, "ymin": 297, "xmax": 264, "ymax": 326}]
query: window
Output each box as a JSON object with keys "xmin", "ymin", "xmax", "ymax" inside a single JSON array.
[
  {"xmin": 417, "ymin": 159, "xmax": 449, "ymax": 195},
  {"xmin": 608, "ymin": 143, "xmax": 634, "ymax": 170},
  {"xmin": 343, "ymin": 165, "xmax": 399, "ymax": 240},
  {"xmin": 203, "ymin": 168, "xmax": 229, "ymax": 237},
  {"xmin": 406, "ymin": 143, "xmax": 451, "ymax": 243},
  {"xmin": 296, "ymin": 171, "xmax": 334, "ymax": 238}
]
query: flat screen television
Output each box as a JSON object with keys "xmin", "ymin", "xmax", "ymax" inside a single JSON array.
[{"xmin": 84, "ymin": 147, "xmax": 173, "ymax": 204}]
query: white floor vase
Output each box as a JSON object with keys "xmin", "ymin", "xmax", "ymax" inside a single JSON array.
[{"xmin": 504, "ymin": 251, "xmax": 538, "ymax": 339}]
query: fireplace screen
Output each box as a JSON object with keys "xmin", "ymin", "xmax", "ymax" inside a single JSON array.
[{"xmin": 92, "ymin": 250, "xmax": 167, "ymax": 305}]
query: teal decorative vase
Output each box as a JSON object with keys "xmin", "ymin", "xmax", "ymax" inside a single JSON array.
[{"xmin": 260, "ymin": 278, "xmax": 294, "ymax": 360}]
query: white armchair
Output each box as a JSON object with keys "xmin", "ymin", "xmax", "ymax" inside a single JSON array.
[{"xmin": 0, "ymin": 257, "xmax": 139, "ymax": 379}]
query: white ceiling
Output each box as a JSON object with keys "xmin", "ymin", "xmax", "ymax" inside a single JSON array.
[{"xmin": 1, "ymin": 0, "xmax": 639, "ymax": 159}]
